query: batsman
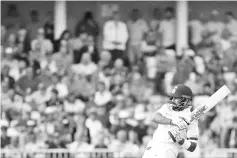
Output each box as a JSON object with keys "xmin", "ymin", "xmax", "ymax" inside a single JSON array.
[{"xmin": 143, "ymin": 84, "xmax": 199, "ymax": 158}]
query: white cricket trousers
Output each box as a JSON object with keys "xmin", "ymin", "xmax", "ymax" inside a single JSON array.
[{"xmin": 142, "ymin": 142, "xmax": 179, "ymax": 158}]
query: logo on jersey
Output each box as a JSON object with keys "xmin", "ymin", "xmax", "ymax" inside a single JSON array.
[{"xmin": 172, "ymin": 86, "xmax": 178, "ymax": 94}]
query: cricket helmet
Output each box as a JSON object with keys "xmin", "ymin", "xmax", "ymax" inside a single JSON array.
[{"xmin": 168, "ymin": 84, "xmax": 193, "ymax": 111}]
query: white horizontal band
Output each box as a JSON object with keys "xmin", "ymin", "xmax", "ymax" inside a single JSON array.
[{"xmin": 181, "ymin": 140, "xmax": 191, "ymax": 149}]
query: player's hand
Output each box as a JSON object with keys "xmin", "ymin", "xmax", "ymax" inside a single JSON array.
[
  {"xmin": 171, "ymin": 117, "xmax": 189, "ymax": 130},
  {"xmin": 168, "ymin": 127, "xmax": 184, "ymax": 142}
]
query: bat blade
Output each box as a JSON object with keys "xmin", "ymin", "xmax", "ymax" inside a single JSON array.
[{"xmin": 188, "ymin": 85, "xmax": 231, "ymax": 123}]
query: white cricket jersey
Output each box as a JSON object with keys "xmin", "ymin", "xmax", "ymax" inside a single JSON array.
[{"xmin": 151, "ymin": 103, "xmax": 199, "ymax": 147}]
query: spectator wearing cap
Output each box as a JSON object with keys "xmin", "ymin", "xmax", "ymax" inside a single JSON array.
[
  {"xmin": 224, "ymin": 11, "xmax": 237, "ymax": 37},
  {"xmin": 159, "ymin": 7, "xmax": 176, "ymax": 50},
  {"xmin": 94, "ymin": 82, "xmax": 112, "ymax": 107},
  {"xmin": 127, "ymin": 8, "xmax": 149, "ymax": 65},
  {"xmin": 103, "ymin": 10, "xmax": 129, "ymax": 62},
  {"xmin": 31, "ymin": 28, "xmax": 53, "ymax": 56}
]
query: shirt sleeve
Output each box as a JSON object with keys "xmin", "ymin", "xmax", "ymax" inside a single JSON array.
[{"xmin": 156, "ymin": 104, "xmax": 169, "ymax": 116}]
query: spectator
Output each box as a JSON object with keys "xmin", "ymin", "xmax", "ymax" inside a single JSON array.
[
  {"xmin": 222, "ymin": 36, "xmax": 237, "ymax": 72},
  {"xmin": 46, "ymin": 74, "xmax": 69, "ymax": 99},
  {"xmin": 224, "ymin": 11, "xmax": 237, "ymax": 37},
  {"xmin": 206, "ymin": 10, "xmax": 224, "ymax": 43},
  {"xmin": 15, "ymin": 67, "xmax": 40, "ymax": 96},
  {"xmin": 127, "ymin": 8, "xmax": 149, "ymax": 65},
  {"xmin": 52, "ymin": 40, "xmax": 73, "ymax": 75},
  {"xmin": 94, "ymin": 82, "xmax": 112, "ymax": 107},
  {"xmin": 54, "ymin": 30, "xmax": 72, "ymax": 52},
  {"xmin": 45, "ymin": 89, "xmax": 63, "ymax": 107},
  {"xmin": 1, "ymin": 125, "xmax": 11, "ymax": 148},
  {"xmin": 71, "ymin": 53, "xmax": 97, "ymax": 77},
  {"xmin": 1, "ymin": 65, "xmax": 15, "ymax": 89},
  {"xmin": 94, "ymin": 132, "xmax": 108, "ymax": 148},
  {"xmin": 189, "ymin": 13, "xmax": 209, "ymax": 50},
  {"xmin": 75, "ymin": 11, "xmax": 99, "ymax": 40},
  {"xmin": 4, "ymin": 33, "xmax": 19, "ymax": 55},
  {"xmin": 67, "ymin": 130, "xmax": 92, "ymax": 153},
  {"xmin": 150, "ymin": 8, "xmax": 162, "ymax": 33},
  {"xmin": 44, "ymin": 11, "xmax": 54, "ymax": 43},
  {"xmin": 31, "ymin": 28, "xmax": 53, "ymax": 56},
  {"xmin": 159, "ymin": 7, "xmax": 176, "ymax": 50},
  {"xmin": 16, "ymin": 28, "xmax": 31, "ymax": 57},
  {"xmin": 63, "ymin": 93, "xmax": 85, "ymax": 114},
  {"xmin": 70, "ymin": 31, "xmax": 88, "ymax": 63},
  {"xmin": 27, "ymin": 9, "xmax": 41, "ymax": 40},
  {"xmin": 103, "ymin": 10, "xmax": 129, "ymax": 62},
  {"xmin": 85, "ymin": 108, "xmax": 104, "ymax": 145}
]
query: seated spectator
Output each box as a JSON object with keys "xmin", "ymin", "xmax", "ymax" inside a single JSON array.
[
  {"xmin": 27, "ymin": 83, "xmax": 50, "ymax": 110},
  {"xmin": 46, "ymin": 73, "xmax": 69, "ymax": 99},
  {"xmin": 70, "ymin": 31, "xmax": 89, "ymax": 64},
  {"xmin": 224, "ymin": 11, "xmax": 237, "ymax": 37},
  {"xmin": 52, "ymin": 40, "xmax": 73, "ymax": 75},
  {"xmin": 1, "ymin": 65, "xmax": 15, "ymax": 89},
  {"xmin": 16, "ymin": 28, "xmax": 31, "ymax": 57},
  {"xmin": 1, "ymin": 125, "xmax": 11, "ymax": 148},
  {"xmin": 71, "ymin": 53, "xmax": 97, "ymax": 77},
  {"xmin": 64, "ymin": 93, "xmax": 85, "ymax": 114},
  {"xmin": 67, "ymin": 130, "xmax": 92, "ymax": 154},
  {"xmin": 103, "ymin": 10, "xmax": 128, "ymax": 62},
  {"xmin": 4, "ymin": 33, "xmax": 19, "ymax": 55},
  {"xmin": 98, "ymin": 50, "xmax": 113, "ymax": 69},
  {"xmin": 31, "ymin": 28, "xmax": 53, "ymax": 56},
  {"xmin": 45, "ymin": 89, "xmax": 63, "ymax": 108},
  {"xmin": 110, "ymin": 130, "xmax": 140, "ymax": 158},
  {"xmin": 94, "ymin": 132, "xmax": 108, "ymax": 148},
  {"xmin": 111, "ymin": 59, "xmax": 128, "ymax": 77},
  {"xmin": 54, "ymin": 30, "xmax": 72, "ymax": 52},
  {"xmin": 223, "ymin": 36, "xmax": 237, "ymax": 72},
  {"xmin": 15, "ymin": 67, "xmax": 40, "ymax": 96},
  {"xmin": 94, "ymin": 82, "xmax": 112, "ymax": 107}
]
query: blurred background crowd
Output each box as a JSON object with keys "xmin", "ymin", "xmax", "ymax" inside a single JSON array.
[{"xmin": 1, "ymin": 2, "xmax": 237, "ymax": 158}]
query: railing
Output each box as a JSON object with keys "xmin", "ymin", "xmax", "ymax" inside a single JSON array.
[{"xmin": 1, "ymin": 148, "xmax": 237, "ymax": 158}]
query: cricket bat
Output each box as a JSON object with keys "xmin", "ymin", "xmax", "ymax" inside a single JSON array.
[{"xmin": 169, "ymin": 85, "xmax": 231, "ymax": 142}]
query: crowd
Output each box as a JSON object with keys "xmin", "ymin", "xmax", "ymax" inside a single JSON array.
[{"xmin": 1, "ymin": 5, "xmax": 237, "ymax": 158}]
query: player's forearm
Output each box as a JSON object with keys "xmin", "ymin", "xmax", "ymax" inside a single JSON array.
[{"xmin": 152, "ymin": 112, "xmax": 172, "ymax": 125}]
